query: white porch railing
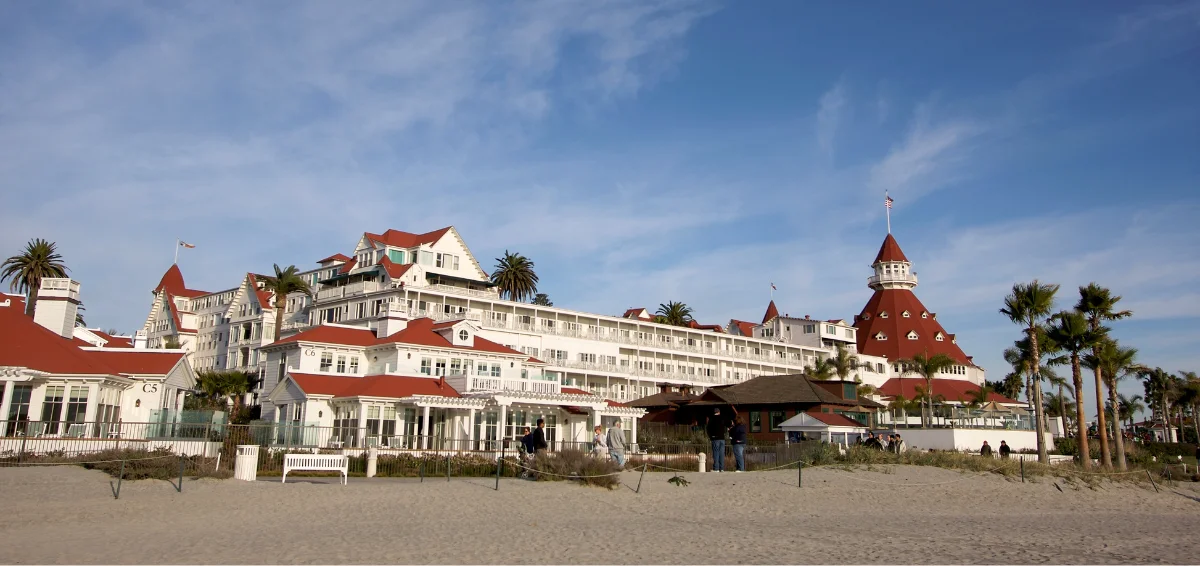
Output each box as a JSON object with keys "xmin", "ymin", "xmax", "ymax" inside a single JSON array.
[
  {"xmin": 316, "ymin": 280, "xmax": 381, "ymax": 300},
  {"xmin": 460, "ymin": 376, "xmax": 561, "ymax": 395},
  {"xmin": 428, "ymin": 284, "xmax": 500, "ymax": 300},
  {"xmin": 867, "ymin": 273, "xmax": 918, "ymax": 286}
]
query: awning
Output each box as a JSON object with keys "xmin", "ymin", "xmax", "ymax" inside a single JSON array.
[{"xmin": 425, "ymin": 272, "xmax": 496, "ymax": 288}]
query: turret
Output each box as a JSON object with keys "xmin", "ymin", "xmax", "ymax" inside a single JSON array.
[{"xmin": 867, "ymin": 234, "xmax": 918, "ymax": 291}]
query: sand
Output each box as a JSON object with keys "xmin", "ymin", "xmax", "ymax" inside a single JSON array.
[{"xmin": 0, "ymin": 465, "xmax": 1197, "ymax": 564}]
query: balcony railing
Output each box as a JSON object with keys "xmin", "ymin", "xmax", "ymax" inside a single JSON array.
[
  {"xmin": 458, "ymin": 375, "xmax": 561, "ymax": 395},
  {"xmin": 867, "ymin": 273, "xmax": 918, "ymax": 286},
  {"xmin": 428, "ymin": 284, "xmax": 500, "ymax": 300},
  {"xmin": 316, "ymin": 280, "xmax": 381, "ymax": 300}
]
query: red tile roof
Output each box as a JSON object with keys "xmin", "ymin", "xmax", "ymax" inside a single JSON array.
[
  {"xmin": 246, "ymin": 274, "xmax": 275, "ymax": 310},
  {"xmin": 853, "ymin": 288, "xmax": 972, "ymax": 364},
  {"xmin": 317, "ymin": 253, "xmax": 352, "ymax": 264},
  {"xmin": 338, "ymin": 259, "xmax": 357, "ymax": 275},
  {"xmin": 154, "ymin": 265, "xmax": 207, "ymax": 298},
  {"xmin": 622, "ymin": 308, "xmax": 651, "ymax": 320},
  {"xmin": 0, "ymin": 305, "xmax": 183, "ymax": 376},
  {"xmin": 687, "ymin": 320, "xmax": 726, "ymax": 333},
  {"xmin": 87, "ymin": 350, "xmax": 185, "ymax": 375},
  {"xmin": 729, "ymin": 320, "xmax": 757, "ymax": 337},
  {"xmin": 288, "ymin": 373, "xmax": 460, "ymax": 399},
  {"xmin": 377, "ymin": 256, "xmax": 413, "ymax": 281},
  {"xmin": 561, "ymin": 387, "xmax": 596, "ymax": 397},
  {"xmin": 873, "ymin": 233, "xmax": 909, "ymax": 264},
  {"xmin": 875, "ymin": 378, "xmax": 1020, "ymax": 404},
  {"xmin": 805, "ymin": 410, "xmax": 868, "ymax": 428},
  {"xmin": 365, "ymin": 227, "xmax": 453, "ymax": 248},
  {"xmin": 762, "ymin": 300, "xmax": 779, "ymax": 324},
  {"xmin": 91, "ymin": 330, "xmax": 133, "ymax": 348},
  {"xmin": 526, "ymin": 356, "xmax": 546, "ymax": 364},
  {"xmin": 273, "ymin": 318, "xmax": 527, "ymax": 357}
]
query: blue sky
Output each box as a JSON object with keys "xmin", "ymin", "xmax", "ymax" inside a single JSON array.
[{"xmin": 2, "ymin": 1, "xmax": 1198, "ymax": 418}]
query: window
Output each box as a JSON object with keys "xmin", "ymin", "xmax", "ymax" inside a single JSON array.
[
  {"xmin": 879, "ymin": 312, "xmax": 889, "ymax": 319},
  {"xmin": 935, "ymin": 333, "xmax": 944, "ymax": 341},
  {"xmin": 521, "ymin": 347, "xmax": 539, "ymax": 358},
  {"xmin": 420, "ymin": 358, "xmax": 432, "ymax": 375},
  {"xmin": 902, "ymin": 310, "xmax": 911, "ymax": 318},
  {"xmin": 450, "ymin": 359, "xmax": 462, "ymax": 375},
  {"xmin": 5, "ymin": 384, "xmax": 32, "ymax": 436},
  {"xmin": 768, "ymin": 411, "xmax": 786, "ymax": 431},
  {"xmin": 435, "ymin": 359, "xmax": 447, "ymax": 376},
  {"xmin": 578, "ymin": 353, "xmax": 597, "ymax": 363},
  {"xmin": 762, "ymin": 328, "xmax": 774, "ymax": 338},
  {"xmin": 333, "ymin": 355, "xmax": 345, "ymax": 373},
  {"xmin": 349, "ymin": 357, "xmax": 360, "ymax": 374},
  {"xmin": 490, "ymin": 364, "xmax": 501, "ymax": 377},
  {"xmin": 825, "ymin": 325, "xmax": 835, "ymax": 334},
  {"xmin": 477, "ymin": 362, "xmax": 489, "ymax": 376},
  {"xmin": 749, "ymin": 411, "xmax": 762, "ymax": 433},
  {"xmin": 41, "ymin": 386, "xmax": 65, "ymax": 434},
  {"xmin": 320, "ymin": 353, "xmax": 333, "ymax": 372},
  {"xmin": 418, "ymin": 250, "xmax": 434, "ymax": 265},
  {"xmin": 907, "ymin": 331, "xmax": 918, "ymax": 340},
  {"xmin": 452, "ymin": 256, "xmax": 460, "ymax": 270},
  {"xmin": 458, "ymin": 329, "xmax": 469, "ymax": 342},
  {"xmin": 842, "ymin": 383, "xmax": 857, "ymax": 400},
  {"xmin": 388, "ymin": 249, "xmax": 405, "ymax": 264},
  {"xmin": 876, "ymin": 363, "xmax": 884, "ymax": 373},
  {"xmin": 66, "ymin": 386, "xmax": 88, "ymax": 424},
  {"xmin": 366, "ymin": 406, "xmax": 381, "ymax": 436},
  {"xmin": 804, "ymin": 325, "xmax": 815, "ymax": 333},
  {"xmin": 875, "ymin": 332, "xmax": 887, "ymax": 340},
  {"xmin": 921, "ymin": 312, "xmax": 929, "ymax": 319}
]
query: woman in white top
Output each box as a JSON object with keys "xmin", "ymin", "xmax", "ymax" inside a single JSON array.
[{"xmin": 592, "ymin": 425, "xmax": 609, "ymax": 458}]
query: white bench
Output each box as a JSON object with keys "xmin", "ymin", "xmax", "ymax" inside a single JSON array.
[{"xmin": 282, "ymin": 454, "xmax": 348, "ymax": 485}]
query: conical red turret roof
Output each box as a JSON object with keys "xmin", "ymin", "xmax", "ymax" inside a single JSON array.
[
  {"xmin": 762, "ymin": 300, "xmax": 779, "ymax": 324},
  {"xmin": 853, "ymin": 289, "xmax": 971, "ymax": 365},
  {"xmin": 873, "ymin": 234, "xmax": 909, "ymax": 264},
  {"xmin": 155, "ymin": 264, "xmax": 187, "ymax": 295}
]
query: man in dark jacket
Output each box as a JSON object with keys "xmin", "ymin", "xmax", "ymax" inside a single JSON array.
[
  {"xmin": 532, "ymin": 419, "xmax": 549, "ymax": 454},
  {"xmin": 980, "ymin": 440, "xmax": 993, "ymax": 458},
  {"xmin": 706, "ymin": 408, "xmax": 728, "ymax": 472},
  {"xmin": 730, "ymin": 416, "xmax": 748, "ymax": 472},
  {"xmin": 999, "ymin": 440, "xmax": 1011, "ymax": 459}
]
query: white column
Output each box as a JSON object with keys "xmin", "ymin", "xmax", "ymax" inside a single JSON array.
[
  {"xmin": 421, "ymin": 405, "xmax": 431, "ymax": 450},
  {"xmin": 631, "ymin": 414, "xmax": 638, "ymax": 452},
  {"xmin": 0, "ymin": 381, "xmax": 13, "ymax": 437},
  {"xmin": 498, "ymin": 404, "xmax": 508, "ymax": 449},
  {"xmin": 83, "ymin": 383, "xmax": 100, "ymax": 431},
  {"xmin": 468, "ymin": 408, "xmax": 477, "ymax": 445},
  {"xmin": 358, "ymin": 402, "xmax": 368, "ymax": 448}
]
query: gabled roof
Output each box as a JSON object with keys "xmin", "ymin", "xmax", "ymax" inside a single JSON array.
[
  {"xmin": 245, "ymin": 274, "xmax": 274, "ymax": 310},
  {"xmin": 687, "ymin": 320, "xmax": 726, "ymax": 333},
  {"xmin": 873, "ymin": 234, "xmax": 909, "ymax": 264},
  {"xmin": 377, "ymin": 256, "xmax": 414, "ymax": 281},
  {"xmin": 272, "ymin": 318, "xmax": 527, "ymax": 357},
  {"xmin": 804, "ymin": 411, "xmax": 868, "ymax": 428},
  {"xmin": 365, "ymin": 227, "xmax": 453, "ymax": 248},
  {"xmin": 875, "ymin": 378, "xmax": 1019, "ymax": 404},
  {"xmin": 622, "ymin": 308, "xmax": 651, "ymax": 320},
  {"xmin": 627, "ymin": 390, "xmax": 701, "ymax": 408},
  {"xmin": 762, "ymin": 300, "xmax": 779, "ymax": 324},
  {"xmin": 288, "ymin": 373, "xmax": 460, "ymax": 399},
  {"xmin": 338, "ymin": 259, "xmax": 357, "ymax": 275},
  {"xmin": 702, "ymin": 374, "xmax": 870, "ymax": 407},
  {"xmin": 317, "ymin": 253, "xmax": 352, "ymax": 265},
  {"xmin": 91, "ymin": 330, "xmax": 133, "ymax": 348},
  {"xmin": 852, "ymin": 288, "xmax": 972, "ymax": 364},
  {"xmin": 728, "ymin": 320, "xmax": 757, "ymax": 337}
]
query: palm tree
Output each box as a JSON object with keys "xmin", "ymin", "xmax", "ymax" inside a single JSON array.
[
  {"xmin": 1045, "ymin": 311, "xmax": 1104, "ymax": 469},
  {"xmin": 1, "ymin": 238, "xmax": 69, "ymax": 317},
  {"xmin": 655, "ymin": 301, "xmax": 694, "ymax": 327},
  {"xmin": 888, "ymin": 394, "xmax": 919, "ymax": 428},
  {"xmin": 828, "ymin": 343, "xmax": 870, "ymax": 381},
  {"xmin": 1084, "ymin": 339, "xmax": 1140, "ymax": 470},
  {"xmin": 260, "ymin": 264, "xmax": 313, "ymax": 342},
  {"xmin": 804, "ymin": 358, "xmax": 836, "ymax": 381},
  {"xmin": 490, "ymin": 251, "xmax": 539, "ymax": 302},
  {"xmin": 1118, "ymin": 393, "xmax": 1145, "ymax": 432},
  {"xmin": 531, "ymin": 293, "xmax": 553, "ymax": 306},
  {"xmin": 194, "ymin": 370, "xmax": 252, "ymax": 412},
  {"xmin": 1180, "ymin": 371, "xmax": 1200, "ymax": 445},
  {"xmin": 1074, "ymin": 284, "xmax": 1132, "ymax": 468},
  {"xmin": 1141, "ymin": 367, "xmax": 1176, "ymax": 442},
  {"xmin": 74, "ymin": 303, "xmax": 86, "ymax": 327},
  {"xmin": 1000, "ymin": 280, "xmax": 1059, "ymax": 463},
  {"xmin": 898, "ymin": 351, "xmax": 956, "ymax": 427},
  {"xmin": 163, "ymin": 336, "xmax": 182, "ymax": 349}
]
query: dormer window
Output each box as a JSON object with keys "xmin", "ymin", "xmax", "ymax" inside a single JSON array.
[
  {"xmin": 935, "ymin": 332, "xmax": 945, "ymax": 342},
  {"xmin": 879, "ymin": 312, "xmax": 889, "ymax": 319},
  {"xmin": 921, "ymin": 312, "xmax": 928, "ymax": 319},
  {"xmin": 901, "ymin": 310, "xmax": 911, "ymax": 318},
  {"xmin": 875, "ymin": 332, "xmax": 887, "ymax": 340},
  {"xmin": 458, "ymin": 329, "xmax": 469, "ymax": 342},
  {"xmin": 907, "ymin": 331, "xmax": 918, "ymax": 340},
  {"xmin": 861, "ymin": 313, "xmax": 870, "ymax": 320}
]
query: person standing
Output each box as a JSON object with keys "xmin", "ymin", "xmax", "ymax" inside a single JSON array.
[
  {"xmin": 706, "ymin": 408, "xmax": 728, "ymax": 472},
  {"xmin": 730, "ymin": 416, "xmax": 747, "ymax": 472},
  {"xmin": 592, "ymin": 425, "xmax": 609, "ymax": 459},
  {"xmin": 999, "ymin": 440, "xmax": 1011, "ymax": 459},
  {"xmin": 980, "ymin": 440, "xmax": 993, "ymax": 458},
  {"xmin": 894, "ymin": 434, "xmax": 906, "ymax": 454},
  {"xmin": 607, "ymin": 420, "xmax": 627, "ymax": 468},
  {"xmin": 532, "ymin": 418, "xmax": 549, "ymax": 454}
]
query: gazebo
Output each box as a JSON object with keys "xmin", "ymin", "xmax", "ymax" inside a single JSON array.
[{"xmin": 778, "ymin": 411, "xmax": 868, "ymax": 447}]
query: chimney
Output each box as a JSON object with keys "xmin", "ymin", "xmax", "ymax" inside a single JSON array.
[
  {"xmin": 438, "ymin": 375, "xmax": 446, "ymax": 389},
  {"xmin": 133, "ymin": 330, "xmax": 148, "ymax": 349},
  {"xmin": 376, "ymin": 301, "xmax": 409, "ymax": 337},
  {"xmin": 33, "ymin": 278, "xmax": 81, "ymax": 339}
]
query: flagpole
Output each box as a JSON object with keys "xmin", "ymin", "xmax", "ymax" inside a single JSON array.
[
  {"xmin": 174, "ymin": 239, "xmax": 180, "ymax": 265},
  {"xmin": 885, "ymin": 191, "xmax": 892, "ymax": 235}
]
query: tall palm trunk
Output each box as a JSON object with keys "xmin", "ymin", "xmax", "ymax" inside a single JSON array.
[
  {"xmin": 1160, "ymin": 399, "xmax": 1171, "ymax": 442},
  {"xmin": 1107, "ymin": 383, "xmax": 1127, "ymax": 471},
  {"xmin": 1070, "ymin": 355, "xmax": 1091, "ymax": 469},
  {"xmin": 1058, "ymin": 383, "xmax": 1067, "ymax": 434},
  {"xmin": 25, "ymin": 292, "xmax": 38, "ymax": 317},
  {"xmin": 924, "ymin": 376, "xmax": 933, "ymax": 427},
  {"xmin": 273, "ymin": 296, "xmax": 286, "ymax": 342},
  {"xmin": 1192, "ymin": 403, "xmax": 1199, "ymax": 446},
  {"xmin": 1091, "ymin": 362, "xmax": 1111, "ymax": 467},
  {"xmin": 1029, "ymin": 327, "xmax": 1048, "ymax": 464}
]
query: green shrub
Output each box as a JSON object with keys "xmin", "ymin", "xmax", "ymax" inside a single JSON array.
[
  {"xmin": 1053, "ymin": 437, "xmax": 1077, "ymax": 456},
  {"xmin": 1141, "ymin": 442, "xmax": 1198, "ymax": 460},
  {"xmin": 530, "ymin": 450, "xmax": 621, "ymax": 489}
]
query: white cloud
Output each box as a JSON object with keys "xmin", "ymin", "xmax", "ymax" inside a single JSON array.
[
  {"xmin": 816, "ymin": 79, "xmax": 848, "ymax": 156},
  {"xmin": 868, "ymin": 104, "xmax": 983, "ymax": 201}
]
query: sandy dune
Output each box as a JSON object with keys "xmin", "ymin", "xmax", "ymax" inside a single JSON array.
[{"xmin": 0, "ymin": 465, "xmax": 1197, "ymax": 564}]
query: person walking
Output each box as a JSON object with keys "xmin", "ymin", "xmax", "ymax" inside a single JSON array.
[
  {"xmin": 592, "ymin": 425, "xmax": 609, "ymax": 459},
  {"xmin": 730, "ymin": 416, "xmax": 747, "ymax": 472},
  {"xmin": 532, "ymin": 418, "xmax": 549, "ymax": 454},
  {"xmin": 607, "ymin": 420, "xmax": 627, "ymax": 468},
  {"xmin": 980, "ymin": 440, "xmax": 993, "ymax": 458},
  {"xmin": 999, "ymin": 440, "xmax": 1011, "ymax": 459},
  {"xmin": 707, "ymin": 408, "xmax": 728, "ymax": 472}
]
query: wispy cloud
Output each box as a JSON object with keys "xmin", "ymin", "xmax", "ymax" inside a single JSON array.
[
  {"xmin": 816, "ymin": 79, "xmax": 848, "ymax": 157},
  {"xmin": 867, "ymin": 105, "xmax": 983, "ymax": 201}
]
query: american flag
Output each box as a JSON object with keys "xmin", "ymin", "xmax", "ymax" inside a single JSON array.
[
  {"xmin": 179, "ymin": 241, "xmax": 195, "ymax": 249},
  {"xmin": 771, "ymin": 283, "xmax": 776, "ymax": 291},
  {"xmin": 885, "ymin": 195, "xmax": 894, "ymax": 209}
]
